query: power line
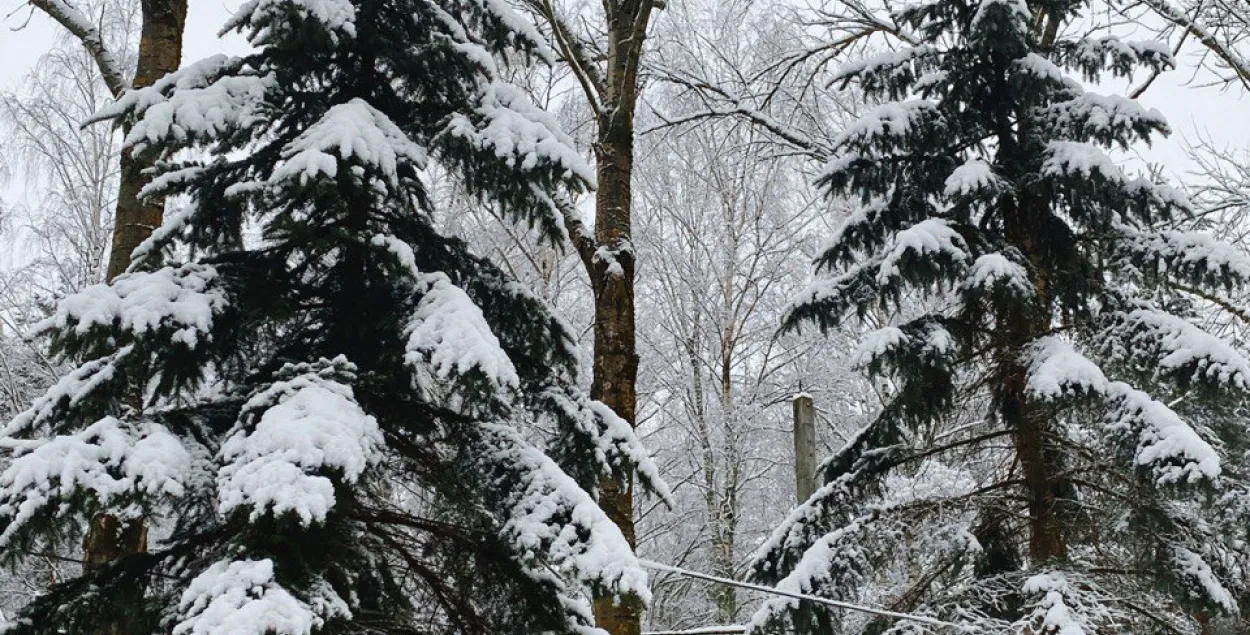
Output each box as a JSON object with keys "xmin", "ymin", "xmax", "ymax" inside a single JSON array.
[{"xmin": 637, "ymin": 559, "xmax": 969, "ymax": 632}]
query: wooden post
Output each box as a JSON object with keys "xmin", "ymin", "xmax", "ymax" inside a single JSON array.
[{"xmin": 793, "ymin": 394, "xmax": 818, "ymax": 503}]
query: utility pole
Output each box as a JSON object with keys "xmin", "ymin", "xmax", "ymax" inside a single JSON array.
[{"xmin": 793, "ymin": 393, "xmax": 818, "ymax": 503}]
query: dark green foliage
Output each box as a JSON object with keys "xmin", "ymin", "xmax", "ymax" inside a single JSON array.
[{"xmin": 755, "ymin": 1, "xmax": 1250, "ymax": 633}]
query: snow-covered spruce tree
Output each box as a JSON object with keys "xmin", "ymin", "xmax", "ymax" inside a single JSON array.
[
  {"xmin": 750, "ymin": 1, "xmax": 1250, "ymax": 633},
  {"xmin": 0, "ymin": 0, "xmax": 669, "ymax": 633}
]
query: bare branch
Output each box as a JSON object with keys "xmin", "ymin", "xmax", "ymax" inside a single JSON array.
[{"xmin": 26, "ymin": 0, "xmax": 130, "ymax": 97}]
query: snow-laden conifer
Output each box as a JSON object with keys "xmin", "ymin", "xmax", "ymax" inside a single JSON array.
[
  {"xmin": 756, "ymin": 1, "xmax": 1250, "ymax": 632},
  {"xmin": 0, "ymin": 0, "xmax": 667, "ymax": 633}
]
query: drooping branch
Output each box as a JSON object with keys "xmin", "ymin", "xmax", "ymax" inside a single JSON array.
[{"xmin": 27, "ymin": 0, "xmax": 130, "ymax": 97}]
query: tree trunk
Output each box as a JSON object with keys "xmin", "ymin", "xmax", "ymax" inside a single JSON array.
[
  {"xmin": 590, "ymin": 110, "xmax": 643, "ymax": 635},
  {"xmin": 1001, "ymin": 189, "xmax": 1068, "ymax": 565},
  {"xmin": 85, "ymin": 0, "xmax": 187, "ymax": 629},
  {"xmin": 529, "ymin": 1, "xmax": 656, "ymax": 632},
  {"xmin": 104, "ymin": 0, "xmax": 187, "ymax": 280}
]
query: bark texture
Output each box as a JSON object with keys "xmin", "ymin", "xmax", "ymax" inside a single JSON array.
[
  {"xmin": 539, "ymin": 1, "xmax": 659, "ymax": 634},
  {"xmin": 57, "ymin": 0, "xmax": 186, "ymax": 627},
  {"xmin": 104, "ymin": 0, "xmax": 187, "ymax": 280},
  {"xmin": 589, "ymin": 67, "xmax": 644, "ymax": 635}
]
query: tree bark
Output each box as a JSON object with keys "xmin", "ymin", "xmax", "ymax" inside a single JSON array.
[
  {"xmin": 104, "ymin": 0, "xmax": 187, "ymax": 280},
  {"xmin": 67, "ymin": 0, "xmax": 187, "ymax": 627},
  {"xmin": 589, "ymin": 104, "xmax": 643, "ymax": 635},
  {"xmin": 584, "ymin": 3, "xmax": 655, "ymax": 635}
]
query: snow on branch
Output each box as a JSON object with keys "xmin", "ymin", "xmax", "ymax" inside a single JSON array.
[
  {"xmin": 1169, "ymin": 546, "xmax": 1238, "ymax": 616},
  {"xmin": 831, "ymin": 100, "xmax": 942, "ymax": 153},
  {"xmin": 1017, "ymin": 572, "xmax": 1107, "ymax": 635},
  {"xmin": 1137, "ymin": 0, "xmax": 1250, "ymax": 89},
  {"xmin": 29, "ymin": 0, "xmax": 130, "ymax": 97},
  {"xmin": 831, "ymin": 45, "xmax": 939, "ymax": 92},
  {"xmin": 1025, "ymin": 336, "xmax": 1110, "ymax": 400},
  {"xmin": 174, "ymin": 559, "xmax": 349, "ymax": 635},
  {"xmin": 404, "ymin": 272, "xmax": 521, "ymax": 400},
  {"xmin": 1116, "ymin": 228, "xmax": 1250, "ymax": 291},
  {"xmin": 1041, "ymin": 93, "xmax": 1169, "ymax": 147},
  {"xmin": 38, "ymin": 264, "xmax": 228, "ymax": 352},
  {"xmin": 1050, "ymin": 36, "xmax": 1174, "ymax": 81},
  {"xmin": 217, "ymin": 361, "xmax": 384, "ymax": 526},
  {"xmin": 876, "ymin": 219, "xmax": 969, "ymax": 286},
  {"xmin": 222, "ymin": 0, "xmax": 357, "ymax": 43},
  {"xmin": 1024, "ymin": 337, "xmax": 1221, "ymax": 485},
  {"xmin": 582, "ymin": 398, "xmax": 672, "ymax": 504},
  {"xmin": 1041, "ymin": 142, "xmax": 1191, "ymax": 223},
  {"xmin": 962, "ymin": 253, "xmax": 1035, "ymax": 299},
  {"xmin": 475, "ymin": 423, "xmax": 650, "ymax": 610},
  {"xmin": 272, "ymin": 99, "xmax": 428, "ymax": 189},
  {"xmin": 971, "ymin": 0, "xmax": 1031, "ymax": 32},
  {"xmin": 0, "ymin": 417, "xmax": 197, "ymax": 548},
  {"xmin": 444, "ymin": 81, "xmax": 594, "ymax": 185},
  {"xmin": 1099, "ymin": 308, "xmax": 1250, "ymax": 391},
  {"xmin": 1107, "ymin": 383, "xmax": 1221, "ymax": 485},
  {"xmin": 3, "ymin": 346, "xmax": 133, "ymax": 437},
  {"xmin": 944, "ymin": 159, "xmax": 1007, "ymax": 198},
  {"xmin": 92, "ymin": 55, "xmax": 275, "ymax": 154}
]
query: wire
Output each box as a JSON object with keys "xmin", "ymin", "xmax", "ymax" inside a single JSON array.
[{"xmin": 637, "ymin": 559, "xmax": 970, "ymax": 632}]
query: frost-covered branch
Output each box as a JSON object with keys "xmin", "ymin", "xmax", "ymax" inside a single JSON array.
[{"xmin": 27, "ymin": 0, "xmax": 130, "ymax": 97}]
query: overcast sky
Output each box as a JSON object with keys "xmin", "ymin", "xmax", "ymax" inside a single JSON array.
[{"xmin": 1, "ymin": 0, "xmax": 1247, "ymax": 180}]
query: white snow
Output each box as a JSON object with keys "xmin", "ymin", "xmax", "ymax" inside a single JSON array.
[
  {"xmin": 1121, "ymin": 229, "xmax": 1250, "ymax": 284},
  {"xmin": 747, "ymin": 519, "xmax": 864, "ymax": 633},
  {"xmin": 1024, "ymin": 336, "xmax": 1220, "ymax": 484},
  {"xmin": 174, "ymin": 559, "xmax": 349, "ymax": 635},
  {"xmin": 832, "ymin": 100, "xmax": 939, "ymax": 150},
  {"xmin": 223, "ymin": 0, "xmax": 357, "ymax": 42},
  {"xmin": 971, "ymin": 0, "xmax": 1031, "ymax": 31},
  {"xmin": 1014, "ymin": 53, "xmax": 1080, "ymax": 88},
  {"xmin": 1042, "ymin": 141, "xmax": 1123, "ymax": 181},
  {"xmin": 1044, "ymin": 93, "xmax": 1168, "ymax": 138},
  {"xmin": 127, "ymin": 203, "xmax": 195, "ymax": 266},
  {"xmin": 1170, "ymin": 546, "xmax": 1238, "ymax": 615},
  {"xmin": 217, "ymin": 368, "xmax": 383, "ymax": 525},
  {"xmin": 943, "ymin": 158, "xmax": 1003, "ymax": 197},
  {"xmin": 1063, "ymin": 36, "xmax": 1174, "ymax": 71},
  {"xmin": 38, "ymin": 264, "xmax": 227, "ymax": 349},
  {"xmin": 593, "ymin": 244, "xmax": 629, "ymax": 278},
  {"xmin": 404, "ymin": 273, "xmax": 520, "ymax": 392},
  {"xmin": 0, "ymin": 418, "xmax": 195, "ymax": 546},
  {"xmin": 94, "ymin": 56, "xmax": 275, "ymax": 153},
  {"xmin": 852, "ymin": 326, "xmax": 908, "ymax": 369},
  {"xmin": 369, "ymin": 234, "xmax": 420, "ymax": 278},
  {"xmin": 1106, "ymin": 309, "xmax": 1250, "ymax": 389},
  {"xmin": 1025, "ymin": 336, "xmax": 1110, "ymax": 400},
  {"xmin": 876, "ymin": 219, "xmax": 968, "ymax": 285},
  {"xmin": 271, "ymin": 99, "xmax": 428, "ymax": 188},
  {"xmin": 832, "ymin": 45, "xmax": 937, "ymax": 83},
  {"xmin": 477, "ymin": 423, "xmax": 651, "ymax": 603},
  {"xmin": 1021, "ymin": 573, "xmax": 1088, "ymax": 635},
  {"xmin": 3, "ymin": 346, "xmax": 132, "ymax": 436},
  {"xmin": 584, "ymin": 399, "xmax": 674, "ymax": 504},
  {"xmin": 444, "ymin": 81, "xmax": 594, "ymax": 185},
  {"xmin": 963, "ymin": 253, "xmax": 1034, "ymax": 296},
  {"xmin": 1108, "ymin": 383, "xmax": 1221, "ymax": 485},
  {"xmin": 476, "ymin": 0, "xmax": 554, "ymax": 62}
]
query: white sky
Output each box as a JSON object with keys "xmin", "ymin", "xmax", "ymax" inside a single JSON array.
[{"xmin": 0, "ymin": 1, "xmax": 1247, "ymax": 180}]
